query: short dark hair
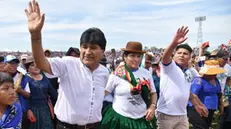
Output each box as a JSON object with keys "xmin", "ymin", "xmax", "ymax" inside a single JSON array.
[
  {"xmin": 25, "ymin": 62, "xmax": 33, "ymax": 72},
  {"xmin": 66, "ymin": 47, "xmax": 80, "ymax": 56},
  {"xmin": 80, "ymin": 28, "xmax": 107, "ymax": 50},
  {"xmin": 0, "ymin": 72, "xmax": 13, "ymax": 85},
  {"xmin": 227, "ymin": 77, "xmax": 231, "ymax": 83},
  {"xmin": 123, "ymin": 51, "xmax": 132, "ymax": 56},
  {"xmin": 152, "ymin": 63, "xmax": 159, "ymax": 67},
  {"xmin": 0, "ymin": 56, "xmax": 4, "ymax": 63},
  {"xmin": 176, "ymin": 44, "xmax": 193, "ymax": 54},
  {"xmin": 122, "ymin": 51, "xmax": 131, "ymax": 61}
]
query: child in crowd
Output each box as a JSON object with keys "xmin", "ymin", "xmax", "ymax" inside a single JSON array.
[{"xmin": 0, "ymin": 72, "xmax": 22, "ymax": 129}]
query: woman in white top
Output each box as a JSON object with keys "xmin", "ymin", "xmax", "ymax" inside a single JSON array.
[{"xmin": 101, "ymin": 41, "xmax": 157, "ymax": 129}]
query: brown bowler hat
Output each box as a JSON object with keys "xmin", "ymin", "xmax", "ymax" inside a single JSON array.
[{"xmin": 121, "ymin": 41, "xmax": 146, "ymax": 54}]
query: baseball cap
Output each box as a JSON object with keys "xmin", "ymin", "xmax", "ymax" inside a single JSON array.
[
  {"xmin": 20, "ymin": 54, "xmax": 28, "ymax": 60},
  {"xmin": 25, "ymin": 56, "xmax": 34, "ymax": 64},
  {"xmin": 145, "ymin": 54, "xmax": 153, "ymax": 63},
  {"xmin": 4, "ymin": 55, "xmax": 19, "ymax": 64}
]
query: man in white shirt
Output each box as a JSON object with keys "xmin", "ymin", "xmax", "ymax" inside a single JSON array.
[
  {"xmin": 156, "ymin": 26, "xmax": 208, "ymax": 129},
  {"xmin": 24, "ymin": 1, "xmax": 109, "ymax": 129}
]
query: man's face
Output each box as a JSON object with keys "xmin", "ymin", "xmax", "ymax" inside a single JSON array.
[
  {"xmin": 21, "ymin": 59, "xmax": 26, "ymax": 65},
  {"xmin": 0, "ymin": 62, "xmax": 6, "ymax": 72},
  {"xmin": 5, "ymin": 61, "xmax": 19, "ymax": 74},
  {"xmin": 217, "ymin": 57, "xmax": 227, "ymax": 67},
  {"xmin": 173, "ymin": 48, "xmax": 191, "ymax": 68},
  {"xmin": 145, "ymin": 61, "xmax": 152, "ymax": 69},
  {"xmin": 45, "ymin": 51, "xmax": 51, "ymax": 57},
  {"xmin": 80, "ymin": 43, "xmax": 104, "ymax": 69}
]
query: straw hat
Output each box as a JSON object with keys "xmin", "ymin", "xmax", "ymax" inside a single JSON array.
[
  {"xmin": 121, "ymin": 41, "xmax": 146, "ymax": 54},
  {"xmin": 199, "ymin": 60, "xmax": 226, "ymax": 75}
]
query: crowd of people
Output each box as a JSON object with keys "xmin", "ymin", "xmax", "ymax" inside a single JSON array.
[{"xmin": 1, "ymin": 0, "xmax": 231, "ymax": 129}]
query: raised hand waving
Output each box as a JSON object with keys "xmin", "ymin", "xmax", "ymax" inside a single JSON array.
[
  {"xmin": 172, "ymin": 26, "xmax": 189, "ymax": 45},
  {"xmin": 25, "ymin": 0, "xmax": 45, "ymax": 34}
]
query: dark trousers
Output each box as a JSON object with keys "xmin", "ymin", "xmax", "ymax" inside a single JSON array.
[
  {"xmin": 102, "ymin": 101, "xmax": 112, "ymax": 113},
  {"xmin": 53, "ymin": 115, "xmax": 57, "ymax": 129},
  {"xmin": 223, "ymin": 121, "xmax": 231, "ymax": 129},
  {"xmin": 187, "ymin": 106, "xmax": 215, "ymax": 129},
  {"xmin": 218, "ymin": 113, "xmax": 226, "ymax": 129},
  {"xmin": 22, "ymin": 112, "xmax": 29, "ymax": 129},
  {"xmin": 217, "ymin": 107, "xmax": 231, "ymax": 129},
  {"xmin": 56, "ymin": 119, "xmax": 100, "ymax": 129}
]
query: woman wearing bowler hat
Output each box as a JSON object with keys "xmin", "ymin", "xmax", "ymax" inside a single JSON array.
[{"xmin": 101, "ymin": 41, "xmax": 157, "ymax": 129}]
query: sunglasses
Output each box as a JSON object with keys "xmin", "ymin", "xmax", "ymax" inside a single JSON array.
[{"xmin": 145, "ymin": 62, "xmax": 151, "ymax": 64}]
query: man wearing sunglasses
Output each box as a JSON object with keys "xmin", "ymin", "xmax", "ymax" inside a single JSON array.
[
  {"xmin": 215, "ymin": 50, "xmax": 231, "ymax": 129},
  {"xmin": 216, "ymin": 50, "xmax": 230, "ymax": 91}
]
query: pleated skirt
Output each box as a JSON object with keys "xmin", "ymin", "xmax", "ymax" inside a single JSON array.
[
  {"xmin": 101, "ymin": 106, "xmax": 157, "ymax": 129},
  {"xmin": 29, "ymin": 106, "xmax": 53, "ymax": 129}
]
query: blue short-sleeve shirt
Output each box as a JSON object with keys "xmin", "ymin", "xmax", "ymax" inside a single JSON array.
[{"xmin": 189, "ymin": 77, "xmax": 221, "ymax": 110}]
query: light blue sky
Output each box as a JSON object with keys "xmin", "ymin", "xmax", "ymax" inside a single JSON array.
[{"xmin": 0, "ymin": 0, "xmax": 230, "ymax": 52}]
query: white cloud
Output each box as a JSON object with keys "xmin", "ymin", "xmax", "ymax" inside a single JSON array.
[
  {"xmin": 147, "ymin": 0, "xmax": 201, "ymax": 6},
  {"xmin": 0, "ymin": 0, "xmax": 230, "ymax": 51}
]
